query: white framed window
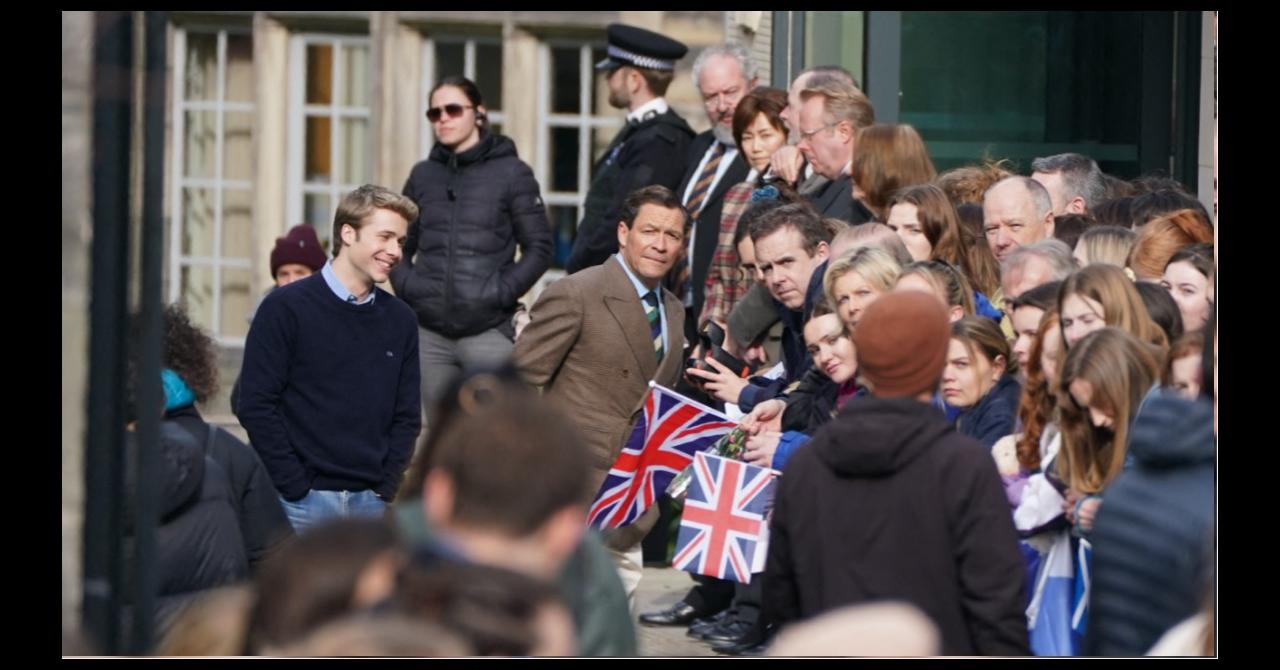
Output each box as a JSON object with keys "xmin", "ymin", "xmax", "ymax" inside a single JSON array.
[
  {"xmin": 419, "ymin": 35, "xmax": 505, "ymax": 160},
  {"xmin": 287, "ymin": 34, "xmax": 372, "ymax": 249},
  {"xmin": 537, "ymin": 41, "xmax": 622, "ymax": 269},
  {"xmin": 169, "ymin": 26, "xmax": 255, "ymax": 345}
]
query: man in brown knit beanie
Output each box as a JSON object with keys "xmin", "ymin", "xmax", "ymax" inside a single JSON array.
[{"xmin": 762, "ymin": 290, "xmax": 1030, "ymax": 656}]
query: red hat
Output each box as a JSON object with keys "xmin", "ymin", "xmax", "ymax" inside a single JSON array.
[{"xmin": 270, "ymin": 225, "xmax": 327, "ymax": 278}]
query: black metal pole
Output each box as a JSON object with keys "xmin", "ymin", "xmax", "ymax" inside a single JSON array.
[
  {"xmin": 128, "ymin": 9, "xmax": 170, "ymax": 655},
  {"xmin": 83, "ymin": 10, "xmax": 133, "ymax": 656}
]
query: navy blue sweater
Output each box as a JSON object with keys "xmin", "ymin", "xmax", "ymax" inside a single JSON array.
[{"xmin": 238, "ymin": 274, "xmax": 421, "ymax": 502}]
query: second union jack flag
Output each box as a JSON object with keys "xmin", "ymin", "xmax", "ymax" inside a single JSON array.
[
  {"xmin": 587, "ymin": 383, "xmax": 736, "ymax": 530},
  {"xmin": 671, "ymin": 451, "xmax": 776, "ymax": 584}
]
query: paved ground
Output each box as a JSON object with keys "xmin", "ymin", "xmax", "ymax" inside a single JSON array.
[{"xmin": 634, "ymin": 566, "xmax": 719, "ymax": 657}]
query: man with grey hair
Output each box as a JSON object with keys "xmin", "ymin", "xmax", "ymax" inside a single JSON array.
[
  {"xmin": 999, "ymin": 238, "xmax": 1075, "ymax": 307},
  {"xmin": 1031, "ymin": 152, "xmax": 1105, "ymax": 215},
  {"xmin": 793, "ymin": 74, "xmax": 876, "ymax": 223},
  {"xmin": 982, "ymin": 176, "xmax": 1055, "ymax": 263},
  {"xmin": 668, "ymin": 44, "xmax": 755, "ymax": 343}
]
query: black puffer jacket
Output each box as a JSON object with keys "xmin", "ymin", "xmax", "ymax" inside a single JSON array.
[
  {"xmin": 127, "ymin": 423, "xmax": 249, "ymax": 636},
  {"xmin": 165, "ymin": 406, "xmax": 294, "ymax": 570},
  {"xmin": 393, "ymin": 131, "xmax": 552, "ymax": 339},
  {"xmin": 1084, "ymin": 391, "xmax": 1215, "ymax": 656}
]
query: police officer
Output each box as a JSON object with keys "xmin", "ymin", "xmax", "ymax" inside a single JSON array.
[{"xmin": 564, "ymin": 24, "xmax": 696, "ymax": 274}]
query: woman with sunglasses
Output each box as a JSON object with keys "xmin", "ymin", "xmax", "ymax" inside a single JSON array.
[{"xmin": 393, "ymin": 76, "xmax": 553, "ymax": 427}]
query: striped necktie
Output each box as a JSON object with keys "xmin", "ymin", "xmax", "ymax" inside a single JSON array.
[
  {"xmin": 642, "ymin": 290, "xmax": 664, "ymax": 362},
  {"xmin": 673, "ymin": 142, "xmax": 727, "ymax": 304}
]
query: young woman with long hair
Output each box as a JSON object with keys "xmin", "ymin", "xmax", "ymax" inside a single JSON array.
[
  {"xmin": 943, "ymin": 316, "xmax": 1021, "ymax": 449},
  {"xmin": 1058, "ymin": 264, "xmax": 1168, "ymax": 350},
  {"xmin": 886, "ymin": 183, "xmax": 1002, "ymax": 300}
]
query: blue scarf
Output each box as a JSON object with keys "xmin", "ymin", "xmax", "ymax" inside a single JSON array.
[{"xmin": 161, "ymin": 368, "xmax": 196, "ymax": 411}]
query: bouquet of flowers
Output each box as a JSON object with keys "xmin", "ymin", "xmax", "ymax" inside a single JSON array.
[{"xmin": 665, "ymin": 425, "xmax": 751, "ymax": 500}]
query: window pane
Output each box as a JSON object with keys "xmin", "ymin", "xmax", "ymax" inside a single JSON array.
[
  {"xmin": 435, "ymin": 42, "xmax": 465, "ymax": 81},
  {"xmin": 548, "ymin": 205, "xmax": 578, "ymax": 268},
  {"xmin": 339, "ymin": 44, "xmax": 369, "ymax": 108},
  {"xmin": 551, "ymin": 46, "xmax": 581, "ymax": 114},
  {"xmin": 180, "ymin": 264, "xmax": 215, "ymax": 332},
  {"xmin": 183, "ymin": 111, "xmax": 217, "ymax": 179},
  {"xmin": 222, "ymin": 188, "xmax": 254, "ymax": 261},
  {"xmin": 550, "ymin": 127, "xmax": 580, "ymax": 193},
  {"xmin": 220, "ymin": 268, "xmax": 254, "ymax": 339},
  {"xmin": 339, "ymin": 117, "xmax": 369, "ymax": 184},
  {"xmin": 224, "ymin": 112, "xmax": 254, "ymax": 182},
  {"xmin": 305, "ymin": 115, "xmax": 332, "ymax": 182},
  {"xmin": 305, "ymin": 193, "xmax": 332, "ymax": 241},
  {"xmin": 591, "ymin": 46, "xmax": 611, "ymax": 116},
  {"xmin": 225, "ymin": 33, "xmax": 255, "ymax": 103},
  {"xmin": 184, "ymin": 32, "xmax": 218, "ymax": 102},
  {"xmin": 476, "ymin": 42, "xmax": 503, "ymax": 110},
  {"xmin": 182, "ymin": 188, "xmax": 216, "ymax": 257},
  {"xmin": 306, "ymin": 43, "xmax": 333, "ymax": 105}
]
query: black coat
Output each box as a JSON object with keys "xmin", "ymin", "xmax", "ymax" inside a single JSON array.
[
  {"xmin": 393, "ymin": 131, "xmax": 552, "ymax": 339},
  {"xmin": 565, "ymin": 109, "xmax": 695, "ymax": 273},
  {"xmin": 808, "ymin": 174, "xmax": 874, "ymax": 225},
  {"xmin": 165, "ymin": 406, "xmax": 294, "ymax": 570},
  {"xmin": 1084, "ymin": 392, "xmax": 1215, "ymax": 656},
  {"xmin": 763, "ymin": 397, "xmax": 1030, "ymax": 656},
  {"xmin": 132, "ymin": 422, "xmax": 249, "ymax": 634}
]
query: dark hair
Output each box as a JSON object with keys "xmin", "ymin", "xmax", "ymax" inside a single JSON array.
[
  {"xmin": 391, "ymin": 559, "xmax": 566, "ymax": 656},
  {"xmin": 1010, "ymin": 280, "xmax": 1061, "ymax": 314},
  {"xmin": 430, "ymin": 75, "xmax": 487, "ymax": 125},
  {"xmin": 247, "ymin": 518, "xmax": 402, "ymax": 651},
  {"xmin": 1134, "ymin": 281, "xmax": 1185, "ymax": 345},
  {"xmin": 160, "ymin": 303, "xmax": 219, "ymax": 404},
  {"xmin": 1130, "ymin": 173, "xmax": 1191, "ymax": 195},
  {"xmin": 620, "ymin": 184, "xmax": 689, "ymax": 233},
  {"xmin": 1167, "ymin": 242, "xmax": 1214, "ymax": 279},
  {"xmin": 1091, "ymin": 196, "xmax": 1135, "ymax": 229},
  {"xmin": 748, "ymin": 201, "xmax": 830, "ymax": 255},
  {"xmin": 890, "ymin": 183, "xmax": 1001, "ymax": 298},
  {"xmin": 734, "ymin": 199, "xmax": 785, "ymax": 248},
  {"xmin": 1053, "ymin": 213, "xmax": 1095, "ymax": 251},
  {"xmin": 1130, "ymin": 190, "xmax": 1212, "ymax": 230},
  {"xmin": 1100, "ymin": 173, "xmax": 1135, "ymax": 201},
  {"xmin": 732, "ymin": 86, "xmax": 788, "ymax": 149},
  {"xmin": 428, "ymin": 385, "xmax": 590, "ymax": 537},
  {"xmin": 331, "ymin": 185, "xmax": 419, "ymax": 259},
  {"xmin": 952, "ymin": 314, "xmax": 1017, "ymax": 378},
  {"xmin": 807, "ymin": 294, "xmax": 834, "ymax": 320}
]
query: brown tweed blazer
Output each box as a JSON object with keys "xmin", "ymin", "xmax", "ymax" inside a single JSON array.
[{"xmin": 514, "ymin": 255, "xmax": 685, "ymax": 550}]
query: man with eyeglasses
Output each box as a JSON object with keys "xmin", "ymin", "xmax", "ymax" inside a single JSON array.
[
  {"xmin": 793, "ymin": 73, "xmax": 876, "ymax": 225},
  {"xmin": 565, "ymin": 24, "xmax": 696, "ymax": 274}
]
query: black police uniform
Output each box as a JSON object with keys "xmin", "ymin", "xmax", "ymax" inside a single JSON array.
[{"xmin": 564, "ymin": 25, "xmax": 696, "ymax": 274}]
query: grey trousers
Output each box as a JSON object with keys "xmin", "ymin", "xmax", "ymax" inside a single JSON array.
[{"xmin": 418, "ymin": 325, "xmax": 515, "ymax": 428}]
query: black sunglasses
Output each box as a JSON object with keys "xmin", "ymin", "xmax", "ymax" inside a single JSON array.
[{"xmin": 426, "ymin": 103, "xmax": 473, "ymax": 122}]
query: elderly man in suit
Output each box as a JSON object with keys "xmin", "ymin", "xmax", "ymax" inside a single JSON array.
[{"xmin": 514, "ymin": 184, "xmax": 687, "ymax": 608}]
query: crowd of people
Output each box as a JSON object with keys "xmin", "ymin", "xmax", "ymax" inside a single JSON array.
[{"xmin": 75, "ymin": 22, "xmax": 1216, "ymax": 658}]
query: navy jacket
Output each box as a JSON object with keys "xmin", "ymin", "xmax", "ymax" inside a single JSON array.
[
  {"xmin": 1085, "ymin": 392, "xmax": 1215, "ymax": 656},
  {"xmin": 955, "ymin": 374, "xmax": 1022, "ymax": 449},
  {"xmin": 737, "ymin": 260, "xmax": 827, "ymax": 412}
]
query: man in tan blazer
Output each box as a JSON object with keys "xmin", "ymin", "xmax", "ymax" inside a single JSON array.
[{"xmin": 515, "ymin": 185, "xmax": 687, "ymax": 609}]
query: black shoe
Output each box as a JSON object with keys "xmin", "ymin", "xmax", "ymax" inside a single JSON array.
[
  {"xmin": 699, "ymin": 619, "xmax": 756, "ymax": 644},
  {"xmin": 715, "ymin": 640, "xmax": 768, "ymax": 656},
  {"xmin": 638, "ymin": 600, "xmax": 700, "ymax": 627},
  {"xmin": 686, "ymin": 608, "xmax": 732, "ymax": 638}
]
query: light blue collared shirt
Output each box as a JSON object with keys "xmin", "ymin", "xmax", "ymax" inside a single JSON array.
[
  {"xmin": 614, "ymin": 253, "xmax": 667, "ymax": 353},
  {"xmin": 321, "ymin": 260, "xmax": 375, "ymax": 305}
]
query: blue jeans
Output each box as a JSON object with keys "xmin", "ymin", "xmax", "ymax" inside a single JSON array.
[{"xmin": 279, "ymin": 489, "xmax": 386, "ymax": 534}]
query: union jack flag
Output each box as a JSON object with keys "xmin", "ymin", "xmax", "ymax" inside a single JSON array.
[
  {"xmin": 587, "ymin": 383, "xmax": 736, "ymax": 530},
  {"xmin": 672, "ymin": 451, "xmax": 777, "ymax": 584}
]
